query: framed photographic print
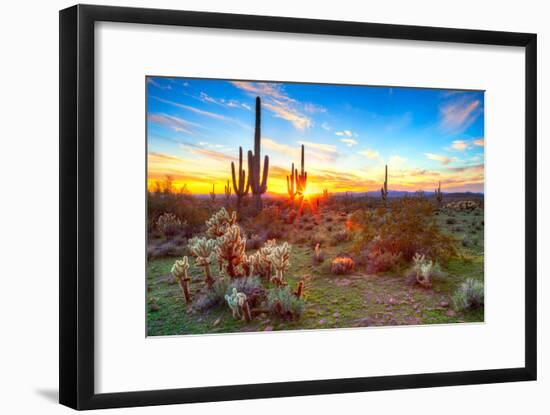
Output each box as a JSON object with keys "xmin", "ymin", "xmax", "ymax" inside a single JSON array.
[{"xmin": 60, "ymin": 4, "xmax": 537, "ymax": 410}]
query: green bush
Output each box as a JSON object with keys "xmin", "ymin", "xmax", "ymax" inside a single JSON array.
[
  {"xmin": 452, "ymin": 278, "xmax": 484, "ymax": 311},
  {"xmin": 267, "ymin": 286, "xmax": 305, "ymax": 319},
  {"xmin": 353, "ymin": 196, "xmax": 457, "ymax": 262}
]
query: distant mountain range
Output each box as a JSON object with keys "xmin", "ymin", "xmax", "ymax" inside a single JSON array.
[{"xmin": 192, "ymin": 190, "xmax": 484, "ymax": 199}]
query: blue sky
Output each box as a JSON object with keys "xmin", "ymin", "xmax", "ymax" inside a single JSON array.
[{"xmin": 147, "ymin": 77, "xmax": 484, "ymax": 194}]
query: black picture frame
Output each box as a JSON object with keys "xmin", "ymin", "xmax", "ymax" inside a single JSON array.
[{"xmin": 59, "ymin": 4, "xmax": 537, "ymax": 410}]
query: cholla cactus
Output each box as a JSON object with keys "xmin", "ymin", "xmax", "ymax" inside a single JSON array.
[
  {"xmin": 156, "ymin": 212, "xmax": 184, "ymax": 236},
  {"xmin": 206, "ymin": 207, "xmax": 237, "ymax": 238},
  {"xmin": 224, "ymin": 287, "xmax": 248, "ymax": 320},
  {"xmin": 188, "ymin": 237, "xmax": 217, "ymax": 287},
  {"xmin": 171, "ymin": 256, "xmax": 192, "ymax": 303},
  {"xmin": 268, "ymin": 242, "xmax": 291, "ymax": 285},
  {"xmin": 412, "ymin": 253, "xmax": 434, "ymax": 288},
  {"xmin": 249, "ymin": 239, "xmax": 277, "ymax": 279},
  {"xmin": 216, "ymin": 224, "xmax": 247, "ymax": 278}
]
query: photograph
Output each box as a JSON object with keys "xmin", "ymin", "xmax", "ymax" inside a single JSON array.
[{"xmin": 146, "ymin": 77, "xmax": 485, "ymax": 336}]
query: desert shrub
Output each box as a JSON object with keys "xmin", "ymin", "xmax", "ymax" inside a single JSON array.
[
  {"xmin": 227, "ymin": 276, "xmax": 263, "ymax": 298},
  {"xmin": 193, "ymin": 279, "xmax": 229, "ymax": 311},
  {"xmin": 405, "ymin": 253, "xmax": 444, "ymax": 288},
  {"xmin": 331, "ymin": 228, "xmax": 351, "ymax": 245},
  {"xmin": 310, "ymin": 231, "xmax": 329, "ymax": 248},
  {"xmin": 267, "ymin": 286, "xmax": 305, "ymax": 319},
  {"xmin": 446, "ymin": 218, "xmax": 457, "ymax": 225},
  {"xmin": 452, "ymin": 278, "xmax": 484, "ymax": 311},
  {"xmin": 312, "ymin": 243, "xmax": 326, "ymax": 265},
  {"xmin": 331, "ymin": 254, "xmax": 355, "ymax": 275},
  {"xmin": 156, "ymin": 212, "xmax": 186, "ymax": 237},
  {"xmin": 354, "ymin": 196, "xmax": 457, "ymax": 262},
  {"xmin": 366, "ymin": 249, "xmax": 403, "ymax": 273}
]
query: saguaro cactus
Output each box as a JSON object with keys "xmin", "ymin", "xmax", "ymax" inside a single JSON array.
[
  {"xmin": 231, "ymin": 147, "xmax": 250, "ymax": 215},
  {"xmin": 435, "ymin": 181, "xmax": 443, "ymax": 206},
  {"xmin": 380, "ymin": 164, "xmax": 388, "ymax": 206},
  {"xmin": 247, "ymin": 97, "xmax": 270, "ymax": 211},
  {"xmin": 286, "ymin": 162, "xmax": 298, "ymax": 202},
  {"xmin": 296, "ymin": 144, "xmax": 307, "ymax": 196},
  {"xmin": 209, "ymin": 183, "xmax": 216, "ymax": 203},
  {"xmin": 224, "ymin": 179, "xmax": 231, "ymax": 204}
]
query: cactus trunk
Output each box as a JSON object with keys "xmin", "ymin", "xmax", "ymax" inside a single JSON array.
[
  {"xmin": 248, "ymin": 97, "xmax": 270, "ymax": 212},
  {"xmin": 231, "ymin": 146, "xmax": 250, "ymax": 217}
]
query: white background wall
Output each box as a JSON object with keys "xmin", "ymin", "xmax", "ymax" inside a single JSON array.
[{"xmin": 0, "ymin": 0, "xmax": 547, "ymax": 413}]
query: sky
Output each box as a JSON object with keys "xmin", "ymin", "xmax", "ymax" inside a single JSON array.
[{"xmin": 147, "ymin": 77, "xmax": 485, "ymax": 195}]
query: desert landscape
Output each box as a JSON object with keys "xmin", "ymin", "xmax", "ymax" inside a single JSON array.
[{"xmin": 146, "ymin": 79, "xmax": 485, "ymax": 336}]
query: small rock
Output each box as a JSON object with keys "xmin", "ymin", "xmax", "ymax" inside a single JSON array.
[
  {"xmin": 319, "ymin": 318, "xmax": 327, "ymax": 324},
  {"xmin": 264, "ymin": 326, "xmax": 274, "ymax": 331},
  {"xmin": 440, "ymin": 301, "xmax": 450, "ymax": 308},
  {"xmin": 212, "ymin": 317, "xmax": 221, "ymax": 326},
  {"xmin": 149, "ymin": 303, "xmax": 160, "ymax": 312},
  {"xmin": 332, "ymin": 312, "xmax": 340, "ymax": 318},
  {"xmin": 446, "ymin": 310, "xmax": 457, "ymax": 317}
]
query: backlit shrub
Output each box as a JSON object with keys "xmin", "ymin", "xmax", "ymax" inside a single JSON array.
[
  {"xmin": 331, "ymin": 254, "xmax": 355, "ymax": 275},
  {"xmin": 354, "ymin": 196, "xmax": 457, "ymax": 262},
  {"xmin": 452, "ymin": 278, "xmax": 484, "ymax": 311}
]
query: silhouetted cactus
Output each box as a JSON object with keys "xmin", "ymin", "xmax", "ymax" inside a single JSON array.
[
  {"xmin": 435, "ymin": 181, "xmax": 443, "ymax": 206},
  {"xmin": 209, "ymin": 183, "xmax": 216, "ymax": 203},
  {"xmin": 323, "ymin": 189, "xmax": 329, "ymax": 200},
  {"xmin": 231, "ymin": 146, "xmax": 250, "ymax": 216},
  {"xmin": 380, "ymin": 164, "xmax": 388, "ymax": 206},
  {"xmin": 286, "ymin": 162, "xmax": 298, "ymax": 202},
  {"xmin": 247, "ymin": 97, "xmax": 270, "ymax": 211},
  {"xmin": 296, "ymin": 144, "xmax": 307, "ymax": 196}
]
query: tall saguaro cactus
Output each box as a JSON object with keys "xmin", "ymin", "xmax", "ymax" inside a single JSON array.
[
  {"xmin": 231, "ymin": 146, "xmax": 250, "ymax": 216},
  {"xmin": 435, "ymin": 181, "xmax": 443, "ymax": 206},
  {"xmin": 224, "ymin": 179, "xmax": 232, "ymax": 207},
  {"xmin": 380, "ymin": 164, "xmax": 388, "ymax": 206},
  {"xmin": 247, "ymin": 97, "xmax": 270, "ymax": 211},
  {"xmin": 286, "ymin": 162, "xmax": 298, "ymax": 202},
  {"xmin": 296, "ymin": 144, "xmax": 308, "ymax": 195}
]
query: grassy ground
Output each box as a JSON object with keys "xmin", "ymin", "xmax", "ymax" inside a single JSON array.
[{"xmin": 147, "ymin": 206, "xmax": 484, "ymax": 336}]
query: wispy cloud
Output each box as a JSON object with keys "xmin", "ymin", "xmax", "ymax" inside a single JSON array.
[
  {"xmin": 152, "ymin": 96, "xmax": 250, "ymax": 130},
  {"xmin": 451, "ymin": 140, "xmax": 469, "ymax": 151},
  {"xmin": 147, "ymin": 113, "xmax": 201, "ymax": 135},
  {"xmin": 231, "ymin": 81, "xmax": 312, "ymax": 130},
  {"xmin": 473, "ymin": 138, "xmax": 485, "ymax": 147},
  {"xmin": 321, "ymin": 122, "xmax": 331, "ymax": 131},
  {"xmin": 359, "ymin": 149, "xmax": 379, "ymax": 159},
  {"xmin": 389, "ymin": 155, "xmax": 407, "ymax": 167},
  {"xmin": 299, "ymin": 140, "xmax": 338, "ymax": 153},
  {"xmin": 304, "ymin": 102, "xmax": 327, "ymax": 114},
  {"xmin": 263, "ymin": 138, "xmax": 300, "ymax": 158},
  {"xmin": 147, "ymin": 78, "xmax": 172, "ymax": 90},
  {"xmin": 179, "ymin": 142, "xmax": 236, "ymax": 162},
  {"xmin": 340, "ymin": 138, "xmax": 358, "ymax": 147},
  {"xmin": 425, "ymin": 152, "xmax": 456, "ymax": 165},
  {"xmin": 335, "ymin": 130, "xmax": 354, "ymax": 137},
  {"xmin": 199, "ymin": 92, "xmax": 251, "ymax": 111},
  {"xmin": 440, "ymin": 97, "xmax": 483, "ymax": 133},
  {"xmin": 263, "ymin": 101, "xmax": 312, "ymax": 130}
]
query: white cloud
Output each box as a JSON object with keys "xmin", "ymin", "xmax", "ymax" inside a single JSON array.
[
  {"xmin": 359, "ymin": 149, "xmax": 380, "ymax": 159},
  {"xmin": 335, "ymin": 130, "xmax": 353, "ymax": 137},
  {"xmin": 451, "ymin": 140, "xmax": 469, "ymax": 151},
  {"xmin": 425, "ymin": 153, "xmax": 456, "ymax": 165},
  {"xmin": 340, "ymin": 138, "xmax": 358, "ymax": 147}
]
